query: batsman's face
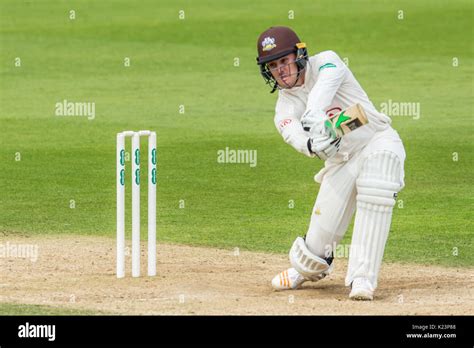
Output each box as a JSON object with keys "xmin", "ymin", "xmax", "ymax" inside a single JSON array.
[{"xmin": 267, "ymin": 53, "xmax": 300, "ymax": 89}]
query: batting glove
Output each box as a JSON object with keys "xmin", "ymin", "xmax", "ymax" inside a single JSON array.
[
  {"xmin": 307, "ymin": 135, "xmax": 341, "ymax": 161},
  {"xmin": 301, "ymin": 109, "xmax": 326, "ymax": 134}
]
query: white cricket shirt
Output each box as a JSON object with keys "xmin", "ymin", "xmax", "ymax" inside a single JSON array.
[{"xmin": 274, "ymin": 50, "xmax": 391, "ymax": 164}]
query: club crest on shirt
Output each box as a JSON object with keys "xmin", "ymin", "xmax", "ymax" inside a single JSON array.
[{"xmin": 262, "ymin": 37, "xmax": 277, "ymax": 51}]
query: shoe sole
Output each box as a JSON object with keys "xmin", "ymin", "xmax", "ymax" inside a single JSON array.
[
  {"xmin": 272, "ymin": 283, "xmax": 302, "ymax": 291},
  {"xmin": 349, "ymin": 291, "xmax": 374, "ymax": 301}
]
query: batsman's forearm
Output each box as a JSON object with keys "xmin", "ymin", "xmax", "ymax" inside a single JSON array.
[
  {"xmin": 275, "ymin": 116, "xmax": 315, "ymax": 158},
  {"xmin": 281, "ymin": 128, "xmax": 315, "ymax": 158}
]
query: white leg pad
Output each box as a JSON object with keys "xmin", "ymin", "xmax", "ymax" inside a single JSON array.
[
  {"xmin": 346, "ymin": 151, "xmax": 402, "ymax": 289},
  {"xmin": 290, "ymin": 237, "xmax": 330, "ymax": 280}
]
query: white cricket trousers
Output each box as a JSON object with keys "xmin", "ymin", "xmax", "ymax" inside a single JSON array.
[{"xmin": 305, "ymin": 126, "xmax": 406, "ymax": 289}]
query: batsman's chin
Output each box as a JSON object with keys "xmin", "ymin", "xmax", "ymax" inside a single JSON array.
[{"xmin": 278, "ymin": 78, "xmax": 293, "ymax": 88}]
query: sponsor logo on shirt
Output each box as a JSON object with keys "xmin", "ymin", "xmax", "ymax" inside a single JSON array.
[
  {"xmin": 279, "ymin": 118, "xmax": 292, "ymax": 128},
  {"xmin": 326, "ymin": 107, "xmax": 342, "ymax": 119},
  {"xmin": 319, "ymin": 62, "xmax": 337, "ymax": 71}
]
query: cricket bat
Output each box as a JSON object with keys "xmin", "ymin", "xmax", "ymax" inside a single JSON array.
[{"xmin": 324, "ymin": 103, "xmax": 369, "ymax": 139}]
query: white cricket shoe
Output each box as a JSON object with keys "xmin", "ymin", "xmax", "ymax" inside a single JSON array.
[
  {"xmin": 271, "ymin": 268, "xmax": 306, "ymax": 290},
  {"xmin": 271, "ymin": 264, "xmax": 334, "ymax": 291},
  {"xmin": 349, "ymin": 277, "xmax": 374, "ymax": 301}
]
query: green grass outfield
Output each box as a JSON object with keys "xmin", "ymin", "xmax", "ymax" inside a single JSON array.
[
  {"xmin": 0, "ymin": 0, "xmax": 472, "ymax": 267},
  {"xmin": 0, "ymin": 303, "xmax": 105, "ymax": 315}
]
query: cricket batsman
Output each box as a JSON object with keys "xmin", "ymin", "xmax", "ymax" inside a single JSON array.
[{"xmin": 256, "ymin": 26, "xmax": 406, "ymax": 300}]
